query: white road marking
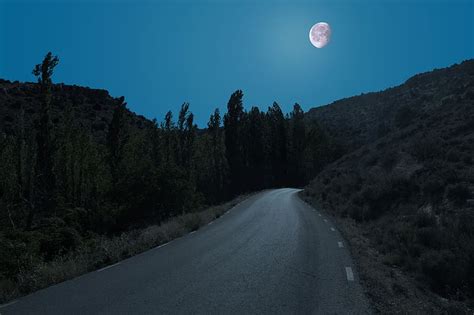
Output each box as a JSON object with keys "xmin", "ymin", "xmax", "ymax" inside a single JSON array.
[
  {"xmin": 323, "ymin": 219, "xmax": 328, "ymax": 223},
  {"xmin": 338, "ymin": 241, "xmax": 344, "ymax": 248},
  {"xmin": 157, "ymin": 242, "xmax": 169, "ymax": 248},
  {"xmin": 330, "ymin": 227, "xmax": 336, "ymax": 232},
  {"xmin": 190, "ymin": 231, "xmax": 196, "ymax": 234},
  {"xmin": 345, "ymin": 267, "xmax": 354, "ymax": 281},
  {"xmin": 97, "ymin": 262, "xmax": 121, "ymax": 272},
  {"xmin": 208, "ymin": 221, "xmax": 213, "ymax": 225},
  {"xmin": 318, "ymin": 214, "xmax": 322, "ymax": 217},
  {"xmin": 0, "ymin": 300, "xmax": 18, "ymax": 309}
]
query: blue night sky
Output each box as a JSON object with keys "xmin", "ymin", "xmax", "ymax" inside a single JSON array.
[{"xmin": 1, "ymin": 0, "xmax": 473, "ymax": 126}]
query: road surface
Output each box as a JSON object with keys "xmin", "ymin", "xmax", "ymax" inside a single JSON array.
[{"xmin": 1, "ymin": 188, "xmax": 371, "ymax": 314}]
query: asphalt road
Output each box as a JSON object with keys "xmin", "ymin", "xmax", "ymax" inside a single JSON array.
[{"xmin": 1, "ymin": 188, "xmax": 372, "ymax": 314}]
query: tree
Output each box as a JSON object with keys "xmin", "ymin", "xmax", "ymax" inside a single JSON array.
[
  {"xmin": 224, "ymin": 90, "xmax": 246, "ymax": 194},
  {"xmin": 287, "ymin": 103, "xmax": 306, "ymax": 186},
  {"xmin": 162, "ymin": 110, "xmax": 176, "ymax": 165},
  {"xmin": 245, "ymin": 107, "xmax": 267, "ymax": 190},
  {"xmin": 106, "ymin": 97, "xmax": 129, "ymax": 193},
  {"xmin": 197, "ymin": 109, "xmax": 229, "ymax": 203},
  {"xmin": 266, "ymin": 102, "xmax": 288, "ymax": 187},
  {"xmin": 30, "ymin": 52, "xmax": 59, "ymax": 228}
]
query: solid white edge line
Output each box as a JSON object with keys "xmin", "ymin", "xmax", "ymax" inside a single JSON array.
[
  {"xmin": 0, "ymin": 300, "xmax": 18, "ymax": 309},
  {"xmin": 190, "ymin": 231, "xmax": 196, "ymax": 234},
  {"xmin": 97, "ymin": 262, "xmax": 121, "ymax": 272},
  {"xmin": 157, "ymin": 242, "xmax": 169, "ymax": 248},
  {"xmin": 338, "ymin": 241, "xmax": 344, "ymax": 248},
  {"xmin": 208, "ymin": 221, "xmax": 213, "ymax": 225},
  {"xmin": 345, "ymin": 267, "xmax": 354, "ymax": 281},
  {"xmin": 330, "ymin": 227, "xmax": 336, "ymax": 232}
]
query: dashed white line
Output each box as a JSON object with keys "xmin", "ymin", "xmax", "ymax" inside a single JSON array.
[
  {"xmin": 190, "ymin": 231, "xmax": 196, "ymax": 234},
  {"xmin": 323, "ymin": 219, "xmax": 328, "ymax": 223},
  {"xmin": 207, "ymin": 221, "xmax": 213, "ymax": 225},
  {"xmin": 97, "ymin": 262, "xmax": 121, "ymax": 272},
  {"xmin": 330, "ymin": 227, "xmax": 336, "ymax": 232},
  {"xmin": 345, "ymin": 267, "xmax": 354, "ymax": 281},
  {"xmin": 338, "ymin": 241, "xmax": 344, "ymax": 248},
  {"xmin": 0, "ymin": 300, "xmax": 18, "ymax": 309},
  {"xmin": 318, "ymin": 214, "xmax": 322, "ymax": 217}
]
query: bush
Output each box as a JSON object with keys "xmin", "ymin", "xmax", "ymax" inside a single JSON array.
[
  {"xmin": 38, "ymin": 226, "xmax": 81, "ymax": 261},
  {"xmin": 181, "ymin": 213, "xmax": 202, "ymax": 232},
  {"xmin": 445, "ymin": 149, "xmax": 460, "ymax": 163},
  {"xmin": 422, "ymin": 179, "xmax": 445, "ymax": 205},
  {"xmin": 416, "ymin": 227, "xmax": 443, "ymax": 249},
  {"xmin": 380, "ymin": 149, "xmax": 398, "ymax": 171},
  {"xmin": 411, "ymin": 136, "xmax": 443, "ymax": 162},
  {"xmin": 420, "ymin": 250, "xmax": 465, "ymax": 294},
  {"xmin": 395, "ymin": 105, "xmax": 416, "ymax": 128},
  {"xmin": 415, "ymin": 210, "xmax": 436, "ymax": 228},
  {"xmin": 446, "ymin": 183, "xmax": 470, "ymax": 206}
]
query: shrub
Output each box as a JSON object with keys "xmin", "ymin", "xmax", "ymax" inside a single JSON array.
[
  {"xmin": 411, "ymin": 136, "xmax": 443, "ymax": 162},
  {"xmin": 415, "ymin": 210, "xmax": 436, "ymax": 228},
  {"xmin": 380, "ymin": 149, "xmax": 398, "ymax": 171},
  {"xmin": 446, "ymin": 184, "xmax": 470, "ymax": 206},
  {"xmin": 416, "ymin": 227, "xmax": 443, "ymax": 249},
  {"xmin": 422, "ymin": 178, "xmax": 445, "ymax": 205},
  {"xmin": 181, "ymin": 213, "xmax": 202, "ymax": 232},
  {"xmin": 38, "ymin": 226, "xmax": 81, "ymax": 261},
  {"xmin": 395, "ymin": 105, "xmax": 416, "ymax": 128},
  {"xmin": 420, "ymin": 250, "xmax": 452, "ymax": 290},
  {"xmin": 445, "ymin": 149, "xmax": 460, "ymax": 163},
  {"xmin": 420, "ymin": 250, "xmax": 466, "ymax": 295}
]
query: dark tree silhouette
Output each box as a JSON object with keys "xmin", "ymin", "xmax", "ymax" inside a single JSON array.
[
  {"xmin": 29, "ymin": 52, "xmax": 59, "ymax": 229},
  {"xmin": 224, "ymin": 90, "xmax": 246, "ymax": 194}
]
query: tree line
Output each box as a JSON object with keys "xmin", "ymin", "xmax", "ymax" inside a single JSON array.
[{"xmin": 0, "ymin": 52, "xmax": 341, "ymax": 239}]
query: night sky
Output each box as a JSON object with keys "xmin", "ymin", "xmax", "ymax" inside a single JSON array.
[{"xmin": 1, "ymin": 0, "xmax": 473, "ymax": 126}]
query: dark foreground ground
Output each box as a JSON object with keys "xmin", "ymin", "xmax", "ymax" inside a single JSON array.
[{"xmin": 1, "ymin": 188, "xmax": 371, "ymax": 314}]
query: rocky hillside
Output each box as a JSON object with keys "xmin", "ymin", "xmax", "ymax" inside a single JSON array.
[
  {"xmin": 306, "ymin": 59, "xmax": 474, "ymax": 151},
  {"xmin": 0, "ymin": 79, "xmax": 151, "ymax": 142},
  {"xmin": 302, "ymin": 59, "xmax": 474, "ymax": 313}
]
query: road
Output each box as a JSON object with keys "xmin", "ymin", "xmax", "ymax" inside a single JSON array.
[{"xmin": 1, "ymin": 188, "xmax": 371, "ymax": 314}]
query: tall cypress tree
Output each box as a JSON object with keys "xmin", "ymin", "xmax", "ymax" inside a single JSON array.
[
  {"xmin": 288, "ymin": 103, "xmax": 306, "ymax": 186},
  {"xmin": 246, "ymin": 106, "xmax": 266, "ymax": 190},
  {"xmin": 201, "ymin": 109, "xmax": 228, "ymax": 202},
  {"xmin": 29, "ymin": 52, "xmax": 59, "ymax": 228},
  {"xmin": 106, "ymin": 97, "xmax": 129, "ymax": 192},
  {"xmin": 266, "ymin": 102, "xmax": 288, "ymax": 187},
  {"xmin": 224, "ymin": 90, "xmax": 246, "ymax": 195}
]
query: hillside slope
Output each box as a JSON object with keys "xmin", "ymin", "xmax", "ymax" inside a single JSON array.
[
  {"xmin": 306, "ymin": 59, "xmax": 474, "ymax": 151},
  {"xmin": 302, "ymin": 60, "xmax": 474, "ymax": 313},
  {"xmin": 0, "ymin": 79, "xmax": 151, "ymax": 142}
]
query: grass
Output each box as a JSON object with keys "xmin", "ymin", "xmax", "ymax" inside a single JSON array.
[{"xmin": 0, "ymin": 193, "xmax": 252, "ymax": 304}]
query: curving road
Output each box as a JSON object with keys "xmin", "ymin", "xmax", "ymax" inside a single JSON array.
[{"xmin": 1, "ymin": 188, "xmax": 371, "ymax": 314}]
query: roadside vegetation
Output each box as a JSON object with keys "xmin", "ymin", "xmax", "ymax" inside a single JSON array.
[{"xmin": 0, "ymin": 193, "xmax": 250, "ymax": 302}]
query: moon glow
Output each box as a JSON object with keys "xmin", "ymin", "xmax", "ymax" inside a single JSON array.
[{"xmin": 309, "ymin": 22, "xmax": 331, "ymax": 48}]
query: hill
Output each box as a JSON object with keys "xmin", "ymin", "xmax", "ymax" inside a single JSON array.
[
  {"xmin": 306, "ymin": 60, "xmax": 474, "ymax": 151},
  {"xmin": 0, "ymin": 79, "xmax": 151, "ymax": 142},
  {"xmin": 302, "ymin": 60, "xmax": 474, "ymax": 313}
]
